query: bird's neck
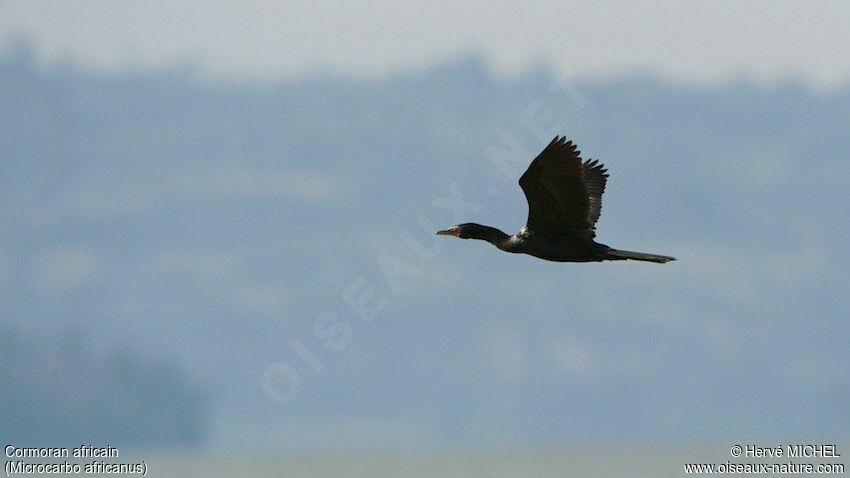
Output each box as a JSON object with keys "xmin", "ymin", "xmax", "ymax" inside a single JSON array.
[{"xmin": 467, "ymin": 225, "xmax": 511, "ymax": 249}]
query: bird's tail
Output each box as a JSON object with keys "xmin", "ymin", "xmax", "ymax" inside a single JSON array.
[{"xmin": 606, "ymin": 249, "xmax": 676, "ymax": 264}]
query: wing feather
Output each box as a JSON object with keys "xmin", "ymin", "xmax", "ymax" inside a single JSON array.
[
  {"xmin": 518, "ymin": 136, "xmax": 608, "ymax": 237},
  {"xmin": 582, "ymin": 158, "xmax": 609, "ymax": 227}
]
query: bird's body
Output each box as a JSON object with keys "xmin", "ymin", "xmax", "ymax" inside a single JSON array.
[
  {"xmin": 504, "ymin": 227, "xmax": 612, "ymax": 262},
  {"xmin": 437, "ymin": 136, "xmax": 675, "ymax": 264}
]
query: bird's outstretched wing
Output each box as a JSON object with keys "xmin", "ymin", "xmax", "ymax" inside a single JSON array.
[
  {"xmin": 582, "ymin": 158, "xmax": 608, "ymax": 227},
  {"xmin": 518, "ymin": 136, "xmax": 609, "ymax": 237}
]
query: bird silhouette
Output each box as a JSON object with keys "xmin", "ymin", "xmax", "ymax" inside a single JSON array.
[{"xmin": 437, "ymin": 136, "xmax": 675, "ymax": 263}]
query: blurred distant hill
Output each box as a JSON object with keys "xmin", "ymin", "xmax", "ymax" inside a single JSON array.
[
  {"xmin": 1, "ymin": 42, "xmax": 848, "ymax": 450},
  {"xmin": 0, "ymin": 326, "xmax": 206, "ymax": 447}
]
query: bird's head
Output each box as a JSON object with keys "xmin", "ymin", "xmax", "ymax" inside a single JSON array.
[
  {"xmin": 435, "ymin": 224, "xmax": 465, "ymax": 238},
  {"xmin": 436, "ymin": 223, "xmax": 496, "ymax": 240}
]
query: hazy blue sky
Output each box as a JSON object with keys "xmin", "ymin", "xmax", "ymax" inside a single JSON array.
[
  {"xmin": 2, "ymin": 1, "xmax": 849, "ymax": 457},
  {"xmin": 3, "ymin": 1, "xmax": 850, "ymax": 88}
]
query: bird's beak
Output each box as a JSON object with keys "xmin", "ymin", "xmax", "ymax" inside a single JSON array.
[{"xmin": 436, "ymin": 226, "xmax": 461, "ymax": 237}]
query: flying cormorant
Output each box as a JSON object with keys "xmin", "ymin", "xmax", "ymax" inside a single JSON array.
[{"xmin": 437, "ymin": 136, "xmax": 675, "ymax": 263}]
